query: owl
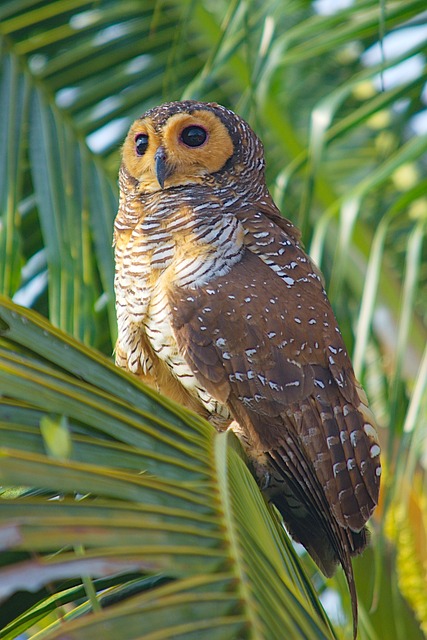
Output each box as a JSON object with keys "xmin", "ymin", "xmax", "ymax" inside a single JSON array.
[{"xmin": 114, "ymin": 100, "xmax": 381, "ymax": 636}]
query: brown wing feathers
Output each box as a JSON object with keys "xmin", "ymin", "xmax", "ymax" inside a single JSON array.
[
  {"xmin": 169, "ymin": 242, "xmax": 379, "ymax": 521},
  {"xmin": 168, "ymin": 238, "xmax": 379, "ymax": 634}
]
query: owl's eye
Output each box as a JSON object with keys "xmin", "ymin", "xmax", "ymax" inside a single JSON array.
[
  {"xmin": 135, "ymin": 133, "xmax": 149, "ymax": 156},
  {"xmin": 180, "ymin": 126, "xmax": 207, "ymax": 148}
]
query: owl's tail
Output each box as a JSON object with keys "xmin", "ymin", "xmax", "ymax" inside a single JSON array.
[{"xmin": 266, "ymin": 448, "xmax": 364, "ymax": 640}]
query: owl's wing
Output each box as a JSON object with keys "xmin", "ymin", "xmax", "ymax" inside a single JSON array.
[{"xmin": 168, "ymin": 217, "xmax": 380, "ymax": 607}]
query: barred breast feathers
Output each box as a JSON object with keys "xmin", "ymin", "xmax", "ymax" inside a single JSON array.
[{"xmin": 114, "ymin": 182, "xmax": 246, "ymax": 407}]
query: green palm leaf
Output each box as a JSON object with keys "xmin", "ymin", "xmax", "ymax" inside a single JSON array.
[
  {"xmin": 1, "ymin": 0, "xmax": 426, "ymax": 637},
  {"xmin": 0, "ymin": 296, "xmax": 335, "ymax": 639}
]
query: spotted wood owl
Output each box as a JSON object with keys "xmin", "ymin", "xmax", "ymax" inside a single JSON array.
[{"xmin": 114, "ymin": 100, "xmax": 381, "ymax": 635}]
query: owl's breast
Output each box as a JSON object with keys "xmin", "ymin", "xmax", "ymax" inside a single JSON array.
[
  {"xmin": 114, "ymin": 203, "xmax": 242, "ymax": 422},
  {"xmin": 115, "ymin": 204, "xmax": 245, "ymax": 316}
]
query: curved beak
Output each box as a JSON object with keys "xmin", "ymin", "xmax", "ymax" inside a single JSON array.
[{"xmin": 154, "ymin": 146, "xmax": 168, "ymax": 189}]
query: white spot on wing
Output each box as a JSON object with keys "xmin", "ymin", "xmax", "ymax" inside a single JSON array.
[
  {"xmin": 333, "ymin": 462, "xmax": 346, "ymax": 477},
  {"xmin": 370, "ymin": 444, "xmax": 381, "ymax": 458},
  {"xmin": 363, "ymin": 423, "xmax": 379, "ymax": 442},
  {"xmin": 347, "ymin": 458, "xmax": 356, "ymax": 471}
]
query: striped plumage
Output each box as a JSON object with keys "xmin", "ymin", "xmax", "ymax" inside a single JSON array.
[{"xmin": 114, "ymin": 100, "xmax": 381, "ymax": 637}]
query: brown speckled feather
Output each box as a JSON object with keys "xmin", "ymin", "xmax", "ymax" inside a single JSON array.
[{"xmin": 168, "ymin": 246, "xmax": 379, "ymax": 527}]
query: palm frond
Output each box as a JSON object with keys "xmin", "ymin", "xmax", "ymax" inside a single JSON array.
[
  {"xmin": 1, "ymin": 0, "xmax": 426, "ymax": 637},
  {"xmin": 0, "ymin": 296, "xmax": 334, "ymax": 639}
]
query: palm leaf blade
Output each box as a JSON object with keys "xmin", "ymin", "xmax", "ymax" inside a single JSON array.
[{"xmin": 0, "ymin": 299, "xmax": 333, "ymax": 639}]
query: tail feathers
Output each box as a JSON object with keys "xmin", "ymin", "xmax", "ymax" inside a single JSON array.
[{"xmin": 266, "ymin": 453, "xmax": 364, "ymax": 639}]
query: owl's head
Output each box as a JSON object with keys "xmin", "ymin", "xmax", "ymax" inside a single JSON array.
[{"xmin": 120, "ymin": 101, "xmax": 265, "ymax": 193}]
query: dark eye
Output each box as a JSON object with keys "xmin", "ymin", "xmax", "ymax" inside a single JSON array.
[
  {"xmin": 135, "ymin": 133, "xmax": 149, "ymax": 156},
  {"xmin": 180, "ymin": 125, "xmax": 207, "ymax": 148}
]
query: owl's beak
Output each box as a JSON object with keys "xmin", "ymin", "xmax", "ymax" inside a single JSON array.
[{"xmin": 154, "ymin": 146, "xmax": 169, "ymax": 189}]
